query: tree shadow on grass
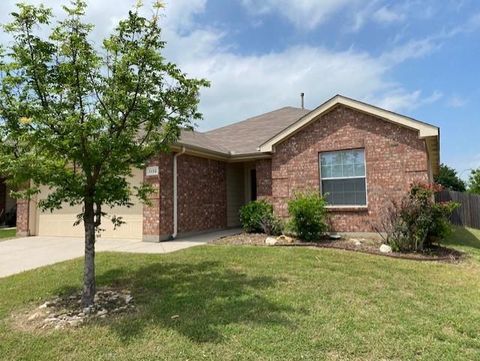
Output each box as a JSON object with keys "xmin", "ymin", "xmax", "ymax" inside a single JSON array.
[{"xmin": 78, "ymin": 260, "xmax": 295, "ymax": 344}]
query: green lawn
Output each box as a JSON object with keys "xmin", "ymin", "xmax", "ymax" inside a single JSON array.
[
  {"xmin": 0, "ymin": 228, "xmax": 15, "ymax": 240},
  {"xmin": 0, "ymin": 228, "xmax": 479, "ymax": 360}
]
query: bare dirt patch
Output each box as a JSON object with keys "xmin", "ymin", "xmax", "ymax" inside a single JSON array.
[
  {"xmin": 212, "ymin": 233, "xmax": 464, "ymax": 262},
  {"xmin": 12, "ymin": 287, "xmax": 135, "ymax": 332}
]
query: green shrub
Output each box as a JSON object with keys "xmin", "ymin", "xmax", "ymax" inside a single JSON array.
[
  {"xmin": 375, "ymin": 183, "xmax": 459, "ymax": 252},
  {"xmin": 287, "ymin": 191, "xmax": 328, "ymax": 241},
  {"xmin": 239, "ymin": 200, "xmax": 283, "ymax": 235}
]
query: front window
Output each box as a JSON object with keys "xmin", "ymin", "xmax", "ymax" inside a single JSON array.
[{"xmin": 320, "ymin": 149, "xmax": 367, "ymax": 206}]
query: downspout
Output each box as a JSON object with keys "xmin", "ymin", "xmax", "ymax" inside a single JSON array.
[{"xmin": 172, "ymin": 146, "xmax": 186, "ymax": 239}]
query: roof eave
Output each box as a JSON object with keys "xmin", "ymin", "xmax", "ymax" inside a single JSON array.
[{"xmin": 171, "ymin": 143, "xmax": 272, "ymax": 162}]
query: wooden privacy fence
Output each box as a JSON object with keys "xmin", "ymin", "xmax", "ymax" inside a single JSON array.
[{"xmin": 435, "ymin": 190, "xmax": 480, "ymax": 229}]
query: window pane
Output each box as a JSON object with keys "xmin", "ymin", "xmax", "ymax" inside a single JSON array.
[
  {"xmin": 343, "ymin": 164, "xmax": 354, "ymax": 177},
  {"xmin": 322, "ymin": 178, "xmax": 366, "ymax": 206},
  {"xmin": 320, "ymin": 149, "xmax": 365, "ymax": 178},
  {"xmin": 332, "ymin": 153, "xmax": 343, "ymax": 166},
  {"xmin": 321, "ymin": 165, "xmax": 332, "ymax": 178},
  {"xmin": 354, "ymin": 163, "xmax": 365, "ymax": 177},
  {"xmin": 320, "ymin": 153, "xmax": 334, "ymax": 166},
  {"xmin": 343, "ymin": 180, "xmax": 355, "ymax": 192},
  {"xmin": 332, "ymin": 165, "xmax": 343, "ymax": 178},
  {"xmin": 330, "ymin": 192, "xmax": 344, "ymax": 205},
  {"xmin": 322, "ymin": 180, "xmax": 333, "ymax": 192},
  {"xmin": 344, "ymin": 192, "xmax": 356, "ymax": 205},
  {"xmin": 343, "ymin": 151, "xmax": 355, "ymax": 165},
  {"xmin": 355, "ymin": 191, "xmax": 366, "ymax": 205},
  {"xmin": 352, "ymin": 150, "xmax": 365, "ymax": 164}
]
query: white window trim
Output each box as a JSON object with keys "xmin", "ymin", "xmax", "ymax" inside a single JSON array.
[{"xmin": 319, "ymin": 149, "xmax": 368, "ymax": 208}]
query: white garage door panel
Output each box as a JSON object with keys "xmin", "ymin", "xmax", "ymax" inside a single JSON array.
[
  {"xmin": 37, "ymin": 214, "xmax": 84, "ymax": 238},
  {"xmin": 35, "ymin": 169, "xmax": 144, "ymax": 240},
  {"xmin": 37, "ymin": 214, "xmax": 143, "ymax": 239}
]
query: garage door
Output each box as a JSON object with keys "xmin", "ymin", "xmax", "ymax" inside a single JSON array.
[{"xmin": 34, "ymin": 168, "xmax": 144, "ymax": 240}]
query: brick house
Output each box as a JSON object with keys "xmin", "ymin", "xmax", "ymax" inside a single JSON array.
[{"xmin": 17, "ymin": 95, "xmax": 440, "ymax": 240}]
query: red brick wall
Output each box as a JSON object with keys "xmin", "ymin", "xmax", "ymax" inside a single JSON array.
[
  {"xmin": 143, "ymin": 153, "xmax": 175, "ymax": 240},
  {"xmin": 16, "ymin": 199, "xmax": 29, "ymax": 236},
  {"xmin": 256, "ymin": 159, "xmax": 272, "ymax": 199},
  {"xmin": 142, "ymin": 152, "xmax": 227, "ymax": 240},
  {"xmin": 159, "ymin": 154, "xmax": 175, "ymax": 236},
  {"xmin": 270, "ymin": 105, "xmax": 429, "ymax": 232},
  {"xmin": 177, "ymin": 155, "xmax": 227, "ymax": 234},
  {"xmin": 142, "ymin": 156, "xmax": 163, "ymax": 241}
]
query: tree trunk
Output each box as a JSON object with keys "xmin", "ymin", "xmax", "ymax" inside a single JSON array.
[{"xmin": 82, "ymin": 201, "xmax": 96, "ymax": 307}]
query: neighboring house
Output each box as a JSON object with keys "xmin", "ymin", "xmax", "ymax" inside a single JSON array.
[{"xmin": 16, "ymin": 95, "xmax": 440, "ymax": 240}]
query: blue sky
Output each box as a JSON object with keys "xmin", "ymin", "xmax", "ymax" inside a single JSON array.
[{"xmin": 0, "ymin": 0, "xmax": 479, "ymax": 177}]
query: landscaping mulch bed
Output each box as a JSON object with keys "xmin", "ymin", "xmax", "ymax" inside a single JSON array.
[{"xmin": 212, "ymin": 233, "xmax": 465, "ymax": 262}]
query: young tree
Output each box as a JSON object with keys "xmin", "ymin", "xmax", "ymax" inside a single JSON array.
[
  {"xmin": 0, "ymin": 1, "xmax": 208, "ymax": 307},
  {"xmin": 434, "ymin": 163, "xmax": 466, "ymax": 192},
  {"xmin": 468, "ymin": 168, "xmax": 480, "ymax": 194}
]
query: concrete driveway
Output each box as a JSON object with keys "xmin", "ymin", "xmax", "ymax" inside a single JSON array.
[{"xmin": 0, "ymin": 229, "xmax": 239, "ymax": 278}]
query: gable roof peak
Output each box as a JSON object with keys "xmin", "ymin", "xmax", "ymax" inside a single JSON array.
[{"xmin": 259, "ymin": 94, "xmax": 439, "ymax": 152}]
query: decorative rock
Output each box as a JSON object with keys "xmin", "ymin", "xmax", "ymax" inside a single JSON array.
[
  {"xmin": 351, "ymin": 239, "xmax": 362, "ymax": 246},
  {"xmin": 265, "ymin": 237, "xmax": 278, "ymax": 246},
  {"xmin": 277, "ymin": 235, "xmax": 294, "ymax": 244},
  {"xmin": 25, "ymin": 288, "xmax": 136, "ymax": 330},
  {"xmin": 328, "ymin": 233, "xmax": 342, "ymax": 240},
  {"xmin": 54, "ymin": 321, "xmax": 68, "ymax": 330},
  {"xmin": 28, "ymin": 312, "xmax": 42, "ymax": 321},
  {"xmin": 379, "ymin": 244, "xmax": 392, "ymax": 253},
  {"xmin": 68, "ymin": 319, "xmax": 83, "ymax": 327},
  {"xmin": 96, "ymin": 309, "xmax": 108, "ymax": 317},
  {"xmin": 38, "ymin": 301, "xmax": 53, "ymax": 309}
]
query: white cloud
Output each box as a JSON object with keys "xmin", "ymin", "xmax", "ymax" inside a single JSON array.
[
  {"xmin": 241, "ymin": 0, "xmax": 361, "ymax": 30},
  {"xmin": 447, "ymin": 96, "xmax": 468, "ymax": 108},
  {"xmin": 448, "ymin": 12, "xmax": 480, "ymax": 36},
  {"xmin": 373, "ymin": 90, "xmax": 442, "ymax": 113},
  {"xmin": 0, "ymin": 0, "xmax": 446, "ymax": 130},
  {"xmin": 380, "ymin": 37, "xmax": 441, "ymax": 65},
  {"xmin": 179, "ymin": 46, "xmax": 390, "ymax": 128},
  {"xmin": 241, "ymin": 0, "xmax": 412, "ymax": 32},
  {"xmin": 172, "ymin": 31, "xmax": 444, "ymax": 127},
  {"xmin": 349, "ymin": 0, "xmax": 381, "ymax": 32},
  {"xmin": 373, "ymin": 6, "xmax": 406, "ymax": 24}
]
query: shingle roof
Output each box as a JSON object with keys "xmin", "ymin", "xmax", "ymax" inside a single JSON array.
[
  {"xmin": 177, "ymin": 129, "xmax": 230, "ymax": 154},
  {"xmin": 175, "ymin": 95, "xmax": 439, "ymax": 175},
  {"xmin": 177, "ymin": 107, "xmax": 310, "ymax": 155}
]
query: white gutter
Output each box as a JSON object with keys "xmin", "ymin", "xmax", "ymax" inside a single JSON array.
[{"xmin": 172, "ymin": 146, "xmax": 186, "ymax": 239}]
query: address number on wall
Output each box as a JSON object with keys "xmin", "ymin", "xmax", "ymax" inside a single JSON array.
[{"xmin": 146, "ymin": 166, "xmax": 159, "ymax": 177}]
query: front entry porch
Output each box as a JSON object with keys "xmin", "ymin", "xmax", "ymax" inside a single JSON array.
[{"xmin": 226, "ymin": 162, "xmax": 258, "ymax": 228}]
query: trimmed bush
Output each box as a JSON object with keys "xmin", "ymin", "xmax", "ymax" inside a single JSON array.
[
  {"xmin": 287, "ymin": 192, "xmax": 328, "ymax": 241},
  {"xmin": 239, "ymin": 200, "xmax": 283, "ymax": 235},
  {"xmin": 375, "ymin": 183, "xmax": 459, "ymax": 252}
]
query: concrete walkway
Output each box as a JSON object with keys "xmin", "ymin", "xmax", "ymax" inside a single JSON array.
[{"xmin": 0, "ymin": 229, "xmax": 240, "ymax": 278}]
